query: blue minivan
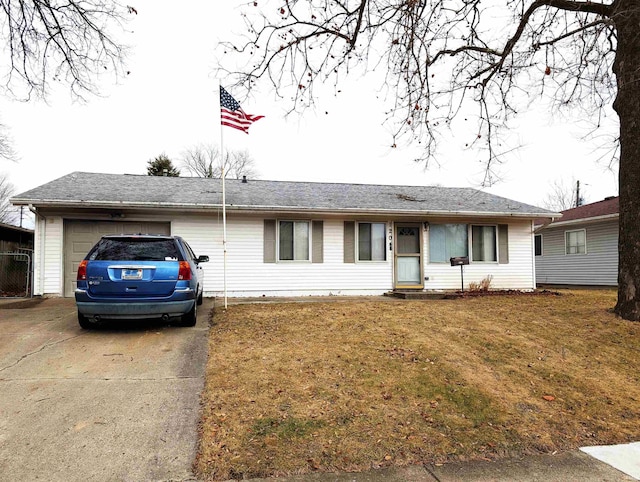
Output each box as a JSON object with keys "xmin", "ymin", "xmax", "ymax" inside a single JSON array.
[{"xmin": 75, "ymin": 234, "xmax": 208, "ymax": 329}]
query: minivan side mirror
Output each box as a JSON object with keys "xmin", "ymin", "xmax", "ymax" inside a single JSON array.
[{"xmin": 197, "ymin": 255, "xmax": 209, "ymax": 263}]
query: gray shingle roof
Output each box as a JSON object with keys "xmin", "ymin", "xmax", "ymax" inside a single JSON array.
[{"xmin": 12, "ymin": 171, "xmax": 555, "ymax": 218}]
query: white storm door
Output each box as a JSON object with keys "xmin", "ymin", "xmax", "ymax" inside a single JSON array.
[{"xmin": 395, "ymin": 224, "xmax": 423, "ymax": 288}]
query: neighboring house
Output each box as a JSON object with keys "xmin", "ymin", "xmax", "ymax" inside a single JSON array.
[
  {"xmin": 11, "ymin": 172, "xmax": 557, "ymax": 298},
  {"xmin": 535, "ymin": 196, "xmax": 619, "ymax": 286}
]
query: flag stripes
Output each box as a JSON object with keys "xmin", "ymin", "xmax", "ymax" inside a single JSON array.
[{"xmin": 220, "ymin": 87, "xmax": 264, "ymax": 134}]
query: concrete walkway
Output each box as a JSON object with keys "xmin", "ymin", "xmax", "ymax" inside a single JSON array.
[
  {"xmin": 241, "ymin": 449, "xmax": 637, "ymax": 481},
  {"xmin": 581, "ymin": 442, "xmax": 640, "ymax": 480},
  {"xmin": 0, "ymin": 297, "xmax": 211, "ymax": 482}
]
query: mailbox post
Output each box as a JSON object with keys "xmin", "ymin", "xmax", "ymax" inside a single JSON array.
[{"xmin": 449, "ymin": 256, "xmax": 470, "ymax": 292}]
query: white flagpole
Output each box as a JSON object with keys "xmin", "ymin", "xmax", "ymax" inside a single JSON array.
[{"xmin": 219, "ymin": 83, "xmax": 228, "ymax": 309}]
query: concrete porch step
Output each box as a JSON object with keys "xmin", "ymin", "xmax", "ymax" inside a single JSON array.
[{"xmin": 384, "ymin": 291, "xmax": 461, "ymax": 300}]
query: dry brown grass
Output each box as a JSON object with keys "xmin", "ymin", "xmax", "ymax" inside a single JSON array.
[{"xmin": 195, "ymin": 290, "xmax": 640, "ymax": 480}]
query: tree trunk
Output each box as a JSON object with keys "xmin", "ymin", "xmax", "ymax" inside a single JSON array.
[{"xmin": 613, "ymin": 0, "xmax": 640, "ymax": 320}]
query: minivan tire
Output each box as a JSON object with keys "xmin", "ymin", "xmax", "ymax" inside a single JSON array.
[
  {"xmin": 176, "ymin": 302, "xmax": 197, "ymax": 327},
  {"xmin": 197, "ymin": 287, "xmax": 203, "ymax": 306},
  {"xmin": 78, "ymin": 311, "xmax": 96, "ymax": 330}
]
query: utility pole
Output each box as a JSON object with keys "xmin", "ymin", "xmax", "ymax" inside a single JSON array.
[{"xmin": 575, "ymin": 180, "xmax": 580, "ymax": 208}]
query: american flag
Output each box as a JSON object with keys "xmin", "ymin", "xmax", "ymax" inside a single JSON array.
[{"xmin": 220, "ymin": 87, "xmax": 264, "ymax": 134}]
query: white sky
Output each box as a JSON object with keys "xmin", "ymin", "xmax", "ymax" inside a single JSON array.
[{"xmin": 0, "ymin": 1, "xmax": 619, "ymax": 226}]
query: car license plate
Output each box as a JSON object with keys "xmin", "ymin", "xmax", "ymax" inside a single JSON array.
[{"xmin": 122, "ymin": 268, "xmax": 143, "ymax": 280}]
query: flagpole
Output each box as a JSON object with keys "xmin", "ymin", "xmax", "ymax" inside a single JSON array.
[
  {"xmin": 218, "ymin": 85, "xmax": 263, "ymax": 310},
  {"xmin": 219, "ymin": 83, "xmax": 228, "ymax": 309}
]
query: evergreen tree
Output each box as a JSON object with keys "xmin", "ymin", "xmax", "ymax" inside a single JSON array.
[{"xmin": 147, "ymin": 154, "xmax": 180, "ymax": 177}]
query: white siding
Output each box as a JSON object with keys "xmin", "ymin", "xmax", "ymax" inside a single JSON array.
[
  {"xmin": 174, "ymin": 216, "xmax": 536, "ymax": 296},
  {"xmin": 535, "ymin": 219, "xmax": 618, "ymax": 286},
  {"xmin": 43, "ymin": 216, "xmax": 64, "ymax": 295},
  {"xmin": 173, "ymin": 216, "xmax": 394, "ymax": 296},
  {"xmin": 39, "ymin": 212, "xmax": 538, "ymax": 297},
  {"xmin": 32, "ymin": 215, "xmax": 44, "ymax": 296},
  {"xmin": 422, "ymin": 221, "xmax": 535, "ymax": 291}
]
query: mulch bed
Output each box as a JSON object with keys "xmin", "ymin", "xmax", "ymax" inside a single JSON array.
[{"xmin": 445, "ymin": 289, "xmax": 562, "ymax": 299}]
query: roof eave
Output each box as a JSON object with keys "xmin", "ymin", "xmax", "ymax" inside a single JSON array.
[
  {"xmin": 11, "ymin": 199, "xmax": 221, "ymax": 210},
  {"xmin": 544, "ymin": 212, "xmax": 619, "ymax": 228},
  {"xmin": 230, "ymin": 205, "xmax": 556, "ymax": 219},
  {"xmin": 12, "ymin": 199, "xmax": 555, "ymax": 219}
]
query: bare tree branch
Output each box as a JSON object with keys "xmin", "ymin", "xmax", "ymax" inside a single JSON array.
[
  {"xmin": 541, "ymin": 177, "xmax": 586, "ymax": 211},
  {"xmin": 0, "ymin": 173, "xmax": 18, "ymax": 224},
  {"xmin": 0, "ymin": 121, "xmax": 17, "ymax": 161},
  {"xmin": 0, "ymin": 1, "xmax": 132, "ymax": 160},
  {"xmin": 220, "ymin": 0, "xmax": 618, "ymax": 176},
  {"xmin": 0, "ymin": 0, "xmax": 132, "ymax": 101}
]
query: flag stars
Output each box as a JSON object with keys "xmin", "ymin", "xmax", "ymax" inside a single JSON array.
[{"xmin": 220, "ymin": 86, "xmax": 264, "ymax": 134}]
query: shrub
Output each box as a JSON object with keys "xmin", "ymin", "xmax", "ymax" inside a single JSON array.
[{"xmin": 469, "ymin": 275, "xmax": 493, "ymax": 292}]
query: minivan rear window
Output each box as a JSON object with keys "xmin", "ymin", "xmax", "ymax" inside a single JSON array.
[{"xmin": 88, "ymin": 238, "xmax": 181, "ymax": 261}]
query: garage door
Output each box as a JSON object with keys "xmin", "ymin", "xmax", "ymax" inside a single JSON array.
[{"xmin": 63, "ymin": 220, "xmax": 171, "ymax": 297}]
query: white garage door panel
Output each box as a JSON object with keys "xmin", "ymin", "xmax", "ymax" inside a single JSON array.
[{"xmin": 63, "ymin": 220, "xmax": 171, "ymax": 297}]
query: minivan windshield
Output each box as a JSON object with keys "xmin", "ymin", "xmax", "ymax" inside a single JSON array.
[{"xmin": 88, "ymin": 238, "xmax": 180, "ymax": 261}]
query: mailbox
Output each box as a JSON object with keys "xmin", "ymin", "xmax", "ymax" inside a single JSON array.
[
  {"xmin": 450, "ymin": 256, "xmax": 469, "ymax": 266},
  {"xmin": 450, "ymin": 256, "xmax": 469, "ymax": 292}
]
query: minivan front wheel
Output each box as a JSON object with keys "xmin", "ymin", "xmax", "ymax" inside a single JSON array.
[
  {"xmin": 176, "ymin": 302, "xmax": 197, "ymax": 327},
  {"xmin": 197, "ymin": 286, "xmax": 203, "ymax": 306}
]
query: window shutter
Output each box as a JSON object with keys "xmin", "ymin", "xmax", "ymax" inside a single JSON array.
[
  {"xmin": 344, "ymin": 221, "xmax": 355, "ymax": 263},
  {"xmin": 498, "ymin": 224, "xmax": 509, "ymax": 264},
  {"xmin": 264, "ymin": 219, "xmax": 277, "ymax": 263},
  {"xmin": 312, "ymin": 221, "xmax": 324, "ymax": 263}
]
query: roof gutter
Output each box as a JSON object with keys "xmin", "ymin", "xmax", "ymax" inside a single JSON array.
[
  {"xmin": 544, "ymin": 213, "xmax": 619, "ymax": 228},
  {"xmin": 10, "ymin": 198, "xmax": 558, "ymax": 219}
]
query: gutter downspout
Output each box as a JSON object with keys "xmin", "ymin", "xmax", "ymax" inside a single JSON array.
[
  {"xmin": 389, "ymin": 221, "xmax": 395, "ymax": 291},
  {"xmin": 531, "ymin": 219, "xmax": 537, "ymax": 290},
  {"xmin": 28, "ymin": 205, "xmax": 44, "ymax": 296}
]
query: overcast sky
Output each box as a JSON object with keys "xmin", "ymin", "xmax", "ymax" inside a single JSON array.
[{"xmin": 0, "ymin": 1, "xmax": 619, "ymax": 226}]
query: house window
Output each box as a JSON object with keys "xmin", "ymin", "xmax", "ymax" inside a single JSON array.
[
  {"xmin": 565, "ymin": 229, "xmax": 586, "ymax": 255},
  {"xmin": 534, "ymin": 235, "xmax": 543, "ymax": 256},
  {"xmin": 429, "ymin": 224, "xmax": 468, "ymax": 263},
  {"xmin": 471, "ymin": 225, "xmax": 497, "ymax": 262},
  {"xmin": 279, "ymin": 221, "xmax": 310, "ymax": 261},
  {"xmin": 358, "ymin": 222, "xmax": 386, "ymax": 261}
]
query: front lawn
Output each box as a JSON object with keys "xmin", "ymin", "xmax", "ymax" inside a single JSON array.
[{"xmin": 195, "ymin": 290, "xmax": 640, "ymax": 480}]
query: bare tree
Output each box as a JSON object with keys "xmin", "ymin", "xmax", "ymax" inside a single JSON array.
[
  {"xmin": 0, "ymin": 121, "xmax": 16, "ymax": 161},
  {"xmin": 0, "ymin": 173, "xmax": 18, "ymax": 225},
  {"xmin": 221, "ymin": 1, "xmax": 640, "ymax": 321},
  {"xmin": 181, "ymin": 144, "xmax": 259, "ymax": 179},
  {"xmin": 542, "ymin": 178, "xmax": 587, "ymax": 211},
  {"xmin": 181, "ymin": 144, "xmax": 220, "ymax": 178},
  {"xmin": 0, "ymin": 1, "xmax": 132, "ymax": 160},
  {"xmin": 225, "ymin": 149, "xmax": 259, "ymax": 180},
  {"xmin": 0, "ymin": 0, "xmax": 131, "ymax": 101}
]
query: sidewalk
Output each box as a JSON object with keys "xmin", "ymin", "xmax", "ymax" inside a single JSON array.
[{"xmin": 237, "ymin": 446, "xmax": 638, "ymax": 482}]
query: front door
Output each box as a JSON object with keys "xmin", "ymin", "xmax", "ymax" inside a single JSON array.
[{"xmin": 395, "ymin": 224, "xmax": 423, "ymax": 289}]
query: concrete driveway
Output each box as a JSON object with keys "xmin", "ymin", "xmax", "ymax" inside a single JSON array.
[{"xmin": 0, "ymin": 297, "xmax": 212, "ymax": 482}]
